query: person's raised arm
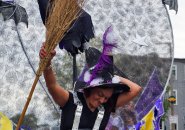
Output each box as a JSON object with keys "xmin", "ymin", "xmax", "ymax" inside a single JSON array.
[
  {"xmin": 40, "ymin": 44, "xmax": 69, "ymax": 107},
  {"xmin": 116, "ymin": 76, "xmax": 142, "ymax": 108}
]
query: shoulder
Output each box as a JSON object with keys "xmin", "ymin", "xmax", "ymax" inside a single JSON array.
[
  {"xmin": 60, "ymin": 91, "xmax": 75, "ymax": 109},
  {"xmin": 61, "ymin": 91, "xmax": 84, "ymax": 109}
]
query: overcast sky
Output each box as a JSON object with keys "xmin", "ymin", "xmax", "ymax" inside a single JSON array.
[{"xmin": 169, "ymin": 0, "xmax": 185, "ymax": 58}]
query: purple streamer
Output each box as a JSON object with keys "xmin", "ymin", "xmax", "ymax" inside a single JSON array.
[
  {"xmin": 154, "ymin": 98, "xmax": 164, "ymax": 130},
  {"xmin": 135, "ymin": 67, "xmax": 163, "ymax": 121}
]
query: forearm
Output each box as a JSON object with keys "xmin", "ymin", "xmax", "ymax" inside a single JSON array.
[
  {"xmin": 43, "ymin": 64, "xmax": 58, "ymax": 92},
  {"xmin": 119, "ymin": 77, "xmax": 142, "ymax": 95},
  {"xmin": 40, "ymin": 46, "xmax": 69, "ymax": 107},
  {"xmin": 116, "ymin": 77, "xmax": 142, "ymax": 107},
  {"xmin": 43, "ymin": 63, "xmax": 69, "ymax": 107}
]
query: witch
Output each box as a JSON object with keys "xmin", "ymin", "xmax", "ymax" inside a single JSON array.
[{"xmin": 39, "ymin": 27, "xmax": 142, "ymax": 130}]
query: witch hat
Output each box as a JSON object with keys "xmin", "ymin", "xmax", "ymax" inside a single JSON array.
[{"xmin": 74, "ymin": 26, "xmax": 130, "ymax": 93}]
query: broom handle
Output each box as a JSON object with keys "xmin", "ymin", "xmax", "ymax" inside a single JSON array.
[
  {"xmin": 15, "ymin": 43, "xmax": 54, "ymax": 129},
  {"xmin": 16, "ymin": 75, "xmax": 40, "ymax": 130},
  {"xmin": 15, "ymin": 0, "xmax": 84, "ymax": 128}
]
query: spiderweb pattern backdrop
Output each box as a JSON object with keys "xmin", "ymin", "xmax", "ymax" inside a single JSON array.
[
  {"xmin": 0, "ymin": 0, "xmax": 173, "ymax": 128},
  {"xmin": 84, "ymin": 0, "xmax": 173, "ymax": 58},
  {"xmin": 0, "ymin": 0, "xmax": 61, "ymax": 127}
]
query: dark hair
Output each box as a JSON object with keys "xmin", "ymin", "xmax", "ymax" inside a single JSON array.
[
  {"xmin": 83, "ymin": 86, "xmax": 115, "ymax": 98},
  {"xmin": 83, "ymin": 87, "xmax": 94, "ymax": 98}
]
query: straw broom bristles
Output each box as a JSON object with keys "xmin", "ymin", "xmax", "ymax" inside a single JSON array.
[
  {"xmin": 16, "ymin": 0, "xmax": 84, "ymax": 129},
  {"xmin": 40, "ymin": 0, "xmax": 85, "ymax": 74}
]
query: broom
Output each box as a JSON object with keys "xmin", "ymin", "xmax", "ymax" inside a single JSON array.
[{"xmin": 16, "ymin": 0, "xmax": 84, "ymax": 129}]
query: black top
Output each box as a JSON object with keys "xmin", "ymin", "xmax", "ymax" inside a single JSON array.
[{"xmin": 60, "ymin": 91, "xmax": 118, "ymax": 130}]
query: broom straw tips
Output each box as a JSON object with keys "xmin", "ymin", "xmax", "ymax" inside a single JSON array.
[
  {"xmin": 42, "ymin": 0, "xmax": 84, "ymax": 73},
  {"xmin": 16, "ymin": 0, "xmax": 84, "ymax": 129}
]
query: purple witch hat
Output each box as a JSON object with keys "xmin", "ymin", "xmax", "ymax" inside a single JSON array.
[{"xmin": 74, "ymin": 26, "xmax": 130, "ymax": 93}]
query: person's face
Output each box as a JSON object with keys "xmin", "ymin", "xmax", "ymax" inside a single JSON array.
[{"xmin": 87, "ymin": 87, "xmax": 113, "ymax": 109}]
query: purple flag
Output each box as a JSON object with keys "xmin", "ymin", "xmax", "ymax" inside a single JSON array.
[
  {"xmin": 154, "ymin": 98, "xmax": 164, "ymax": 130},
  {"xmin": 133, "ymin": 98, "xmax": 164, "ymax": 130},
  {"xmin": 134, "ymin": 121, "xmax": 145, "ymax": 130},
  {"xmin": 135, "ymin": 67, "xmax": 163, "ymax": 121}
]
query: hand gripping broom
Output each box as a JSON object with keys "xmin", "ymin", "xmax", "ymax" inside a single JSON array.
[{"xmin": 16, "ymin": 0, "xmax": 84, "ymax": 129}]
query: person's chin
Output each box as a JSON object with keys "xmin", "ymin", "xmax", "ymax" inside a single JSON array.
[
  {"xmin": 92, "ymin": 103, "xmax": 100, "ymax": 109},
  {"xmin": 96, "ymin": 103, "xmax": 101, "ymax": 108}
]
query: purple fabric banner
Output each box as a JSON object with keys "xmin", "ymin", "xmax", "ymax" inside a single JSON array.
[
  {"xmin": 154, "ymin": 98, "xmax": 164, "ymax": 130},
  {"xmin": 135, "ymin": 67, "xmax": 163, "ymax": 121},
  {"xmin": 134, "ymin": 98, "xmax": 164, "ymax": 130}
]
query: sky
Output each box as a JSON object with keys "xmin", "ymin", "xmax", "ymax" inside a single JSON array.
[{"xmin": 169, "ymin": 0, "xmax": 185, "ymax": 58}]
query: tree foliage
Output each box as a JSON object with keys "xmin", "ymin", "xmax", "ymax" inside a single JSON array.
[{"xmin": 114, "ymin": 52, "xmax": 171, "ymax": 87}]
